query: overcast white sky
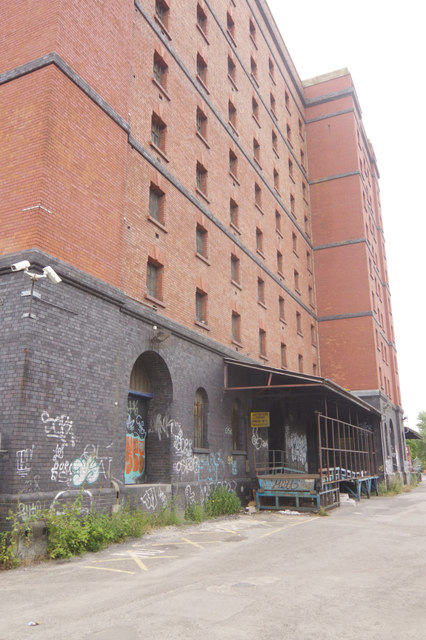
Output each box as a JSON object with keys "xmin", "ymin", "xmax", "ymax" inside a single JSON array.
[{"xmin": 266, "ymin": 0, "xmax": 426, "ymax": 428}]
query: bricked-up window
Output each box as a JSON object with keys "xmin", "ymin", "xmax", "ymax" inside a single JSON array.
[
  {"xmin": 298, "ymin": 354, "xmax": 303, "ymax": 373},
  {"xmin": 146, "ymin": 260, "xmax": 163, "ymax": 301},
  {"xmin": 230, "ymin": 198, "xmax": 239, "ymax": 228},
  {"xmin": 259, "ymin": 329, "xmax": 267, "ymax": 357},
  {"xmin": 281, "ymin": 343, "xmax": 287, "ymax": 368},
  {"xmin": 294, "ymin": 270, "xmax": 300, "ymax": 292},
  {"xmin": 196, "ymin": 224, "xmax": 208, "ymax": 258},
  {"xmin": 196, "ymin": 3, "xmax": 207, "ymax": 34},
  {"xmin": 228, "ymin": 56, "xmax": 236, "ymax": 83},
  {"xmin": 196, "ymin": 107, "xmax": 207, "ymax": 139},
  {"xmin": 149, "ymin": 183, "xmax": 165, "ymax": 224},
  {"xmin": 228, "ymin": 100, "xmax": 237, "ymax": 130},
  {"xmin": 229, "ymin": 149, "xmax": 238, "ymax": 177},
  {"xmin": 257, "ymin": 277, "xmax": 265, "ymax": 304},
  {"xmin": 255, "ymin": 183, "xmax": 262, "ymax": 208},
  {"xmin": 196, "ymin": 53, "xmax": 208, "ymax": 86},
  {"xmin": 155, "ymin": 0, "xmax": 169, "ymax": 28},
  {"xmin": 296, "ymin": 311, "xmax": 302, "ymax": 334},
  {"xmin": 196, "ymin": 161, "xmax": 207, "ymax": 195},
  {"xmin": 153, "ymin": 52, "xmax": 168, "ymax": 88},
  {"xmin": 250, "ymin": 57, "xmax": 258, "ymax": 82},
  {"xmin": 194, "ymin": 388, "xmax": 208, "ymax": 449},
  {"xmin": 151, "ymin": 113, "xmax": 166, "ymax": 151},
  {"xmin": 232, "ymin": 311, "xmax": 241, "ymax": 343},
  {"xmin": 279, "ymin": 295, "xmax": 285, "ymax": 320},
  {"xmin": 252, "ymin": 96, "xmax": 259, "ymax": 122},
  {"xmin": 275, "ymin": 209, "xmax": 282, "ymax": 234},
  {"xmin": 231, "ymin": 254, "xmax": 240, "ymax": 284},
  {"xmin": 227, "ymin": 12, "xmax": 235, "ymax": 40},
  {"xmin": 253, "ymin": 137, "xmax": 260, "ymax": 164},
  {"xmin": 195, "ymin": 289, "xmax": 208, "ymax": 324},
  {"xmin": 256, "ymin": 227, "xmax": 263, "ymax": 254},
  {"xmin": 277, "ymin": 250, "xmax": 283, "ymax": 274}
]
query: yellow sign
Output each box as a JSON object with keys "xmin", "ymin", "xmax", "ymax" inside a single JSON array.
[{"xmin": 250, "ymin": 412, "xmax": 270, "ymax": 428}]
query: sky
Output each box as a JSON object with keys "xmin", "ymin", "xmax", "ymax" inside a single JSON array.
[{"xmin": 266, "ymin": 0, "xmax": 426, "ymax": 429}]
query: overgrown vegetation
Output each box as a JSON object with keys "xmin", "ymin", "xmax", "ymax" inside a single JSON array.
[
  {"xmin": 378, "ymin": 473, "xmax": 418, "ymax": 497},
  {"xmin": 1, "ymin": 488, "xmax": 241, "ymax": 569}
]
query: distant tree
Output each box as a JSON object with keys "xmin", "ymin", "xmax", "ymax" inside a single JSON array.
[{"xmin": 413, "ymin": 411, "xmax": 426, "ymax": 469}]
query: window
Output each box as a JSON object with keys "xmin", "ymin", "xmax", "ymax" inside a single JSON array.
[
  {"xmin": 231, "ymin": 399, "xmax": 242, "ymax": 451},
  {"xmin": 149, "ymin": 183, "xmax": 165, "ymax": 224},
  {"xmin": 151, "ymin": 113, "xmax": 166, "ymax": 151},
  {"xmin": 195, "ymin": 289, "xmax": 208, "ymax": 323},
  {"xmin": 279, "ymin": 295, "xmax": 285, "ymax": 320},
  {"xmin": 290, "ymin": 194, "xmax": 295, "ymax": 216},
  {"xmin": 196, "ymin": 107, "xmax": 207, "ymax": 139},
  {"xmin": 196, "ymin": 53, "xmax": 207, "ymax": 86},
  {"xmin": 249, "ymin": 18, "xmax": 256, "ymax": 43},
  {"xmin": 277, "ymin": 250, "xmax": 283, "ymax": 274},
  {"xmin": 252, "ymin": 96, "xmax": 259, "ymax": 122},
  {"xmin": 197, "ymin": 3, "xmax": 207, "ymax": 34},
  {"xmin": 308, "ymin": 285, "xmax": 314, "ymax": 307},
  {"xmin": 250, "ymin": 57, "xmax": 258, "ymax": 82},
  {"xmin": 285, "ymin": 90, "xmax": 290, "ymax": 112},
  {"xmin": 298, "ymin": 118, "xmax": 304, "ymax": 139},
  {"xmin": 227, "ymin": 12, "xmax": 235, "ymax": 40},
  {"xmin": 270, "ymin": 92, "xmax": 276, "ymax": 116},
  {"xmin": 313, "ymin": 363, "xmax": 317, "ymax": 376},
  {"xmin": 253, "ymin": 137, "xmax": 260, "ymax": 164},
  {"xmin": 286, "ymin": 123, "xmax": 292, "ymax": 145},
  {"xmin": 302, "ymin": 181, "xmax": 307, "ymax": 201},
  {"xmin": 194, "ymin": 388, "xmax": 208, "ymax": 448},
  {"xmin": 292, "ymin": 232, "xmax": 298, "ymax": 254},
  {"xmin": 256, "ymin": 227, "xmax": 263, "ymax": 254},
  {"xmin": 228, "ymin": 56, "xmax": 236, "ymax": 83},
  {"xmin": 275, "ymin": 210, "xmax": 282, "ymax": 234},
  {"xmin": 153, "ymin": 52, "xmax": 168, "ymax": 88},
  {"xmin": 288, "ymin": 158, "xmax": 294, "ymax": 180},
  {"xmin": 296, "ymin": 311, "xmax": 302, "ymax": 334},
  {"xmin": 155, "ymin": 0, "xmax": 169, "ymax": 28},
  {"xmin": 146, "ymin": 260, "xmax": 163, "ymax": 301},
  {"xmin": 273, "ymin": 168, "xmax": 279, "ymax": 192},
  {"xmin": 230, "ymin": 198, "xmax": 239, "ymax": 228},
  {"xmin": 311, "ymin": 323, "xmax": 316, "ymax": 345},
  {"xmin": 255, "ymin": 183, "xmax": 262, "ymax": 208},
  {"xmin": 257, "ymin": 277, "xmax": 265, "ymax": 304},
  {"xmin": 229, "ymin": 149, "xmax": 238, "ymax": 177},
  {"xmin": 259, "ymin": 329, "xmax": 267, "ymax": 357},
  {"xmin": 231, "ymin": 254, "xmax": 240, "ymax": 284},
  {"xmin": 300, "ymin": 148, "xmax": 305, "ymax": 169},
  {"xmin": 272, "ymin": 129, "xmax": 278, "ymax": 154},
  {"xmin": 196, "ymin": 161, "xmax": 207, "ymax": 195},
  {"xmin": 268, "ymin": 57, "xmax": 275, "ymax": 80},
  {"xmin": 304, "ymin": 214, "xmax": 310, "ymax": 236},
  {"xmin": 294, "ymin": 269, "xmax": 300, "ymax": 292},
  {"xmin": 306, "ymin": 251, "xmax": 312, "ymax": 272},
  {"xmin": 281, "ymin": 343, "xmax": 287, "ymax": 368},
  {"xmin": 298, "ymin": 354, "xmax": 303, "ymax": 373},
  {"xmin": 196, "ymin": 224, "xmax": 208, "ymax": 258},
  {"xmin": 232, "ymin": 312, "xmax": 241, "ymax": 343},
  {"xmin": 228, "ymin": 100, "xmax": 237, "ymax": 129}
]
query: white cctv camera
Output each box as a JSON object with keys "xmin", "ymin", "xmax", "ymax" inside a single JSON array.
[
  {"xmin": 42, "ymin": 266, "xmax": 62, "ymax": 284},
  {"xmin": 11, "ymin": 260, "xmax": 31, "ymax": 272}
]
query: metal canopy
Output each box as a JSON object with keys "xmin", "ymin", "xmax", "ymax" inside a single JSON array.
[{"xmin": 224, "ymin": 357, "xmax": 381, "ymax": 417}]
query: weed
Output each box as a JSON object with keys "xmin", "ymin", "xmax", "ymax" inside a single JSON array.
[
  {"xmin": 318, "ymin": 506, "xmax": 329, "ymax": 516},
  {"xmin": 205, "ymin": 487, "xmax": 241, "ymax": 518},
  {"xmin": 185, "ymin": 502, "xmax": 205, "ymax": 523}
]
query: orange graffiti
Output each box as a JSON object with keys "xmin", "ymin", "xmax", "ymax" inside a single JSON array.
[{"xmin": 125, "ymin": 434, "xmax": 145, "ymax": 479}]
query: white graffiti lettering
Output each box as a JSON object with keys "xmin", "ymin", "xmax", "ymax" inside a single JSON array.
[
  {"xmin": 71, "ymin": 456, "xmax": 100, "ymax": 487},
  {"xmin": 251, "ymin": 428, "xmax": 268, "ymax": 450},
  {"xmin": 41, "ymin": 411, "xmax": 75, "ymax": 446},
  {"xmin": 16, "ymin": 445, "xmax": 34, "ymax": 477}
]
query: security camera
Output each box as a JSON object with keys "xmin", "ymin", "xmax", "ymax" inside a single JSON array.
[
  {"xmin": 11, "ymin": 260, "xmax": 31, "ymax": 272},
  {"xmin": 42, "ymin": 266, "xmax": 62, "ymax": 284}
]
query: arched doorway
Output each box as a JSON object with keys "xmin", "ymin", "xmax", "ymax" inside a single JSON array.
[{"xmin": 126, "ymin": 351, "xmax": 173, "ymax": 484}]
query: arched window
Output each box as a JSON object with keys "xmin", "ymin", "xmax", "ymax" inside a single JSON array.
[{"xmin": 194, "ymin": 388, "xmax": 208, "ymax": 449}]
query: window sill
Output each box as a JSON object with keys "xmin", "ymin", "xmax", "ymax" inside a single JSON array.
[
  {"xmin": 196, "ymin": 252, "xmax": 210, "ymax": 266},
  {"xmin": 289, "ymin": 174, "xmax": 295, "ymax": 184},
  {"xmin": 150, "ymin": 142, "xmax": 169, "ymax": 163},
  {"xmin": 257, "ymin": 300, "xmax": 267, "ymax": 309},
  {"xmin": 230, "ymin": 222, "xmax": 241, "ymax": 235},
  {"xmin": 147, "ymin": 216, "xmax": 168, "ymax": 233},
  {"xmin": 271, "ymin": 109, "xmax": 277, "ymax": 120},
  {"xmin": 232, "ymin": 339, "xmax": 243, "ymax": 348},
  {"xmin": 255, "ymin": 203, "xmax": 264, "ymax": 215},
  {"xmin": 295, "ymin": 288, "xmax": 301, "ymax": 295},
  {"xmin": 196, "ymin": 130, "xmax": 210, "ymax": 149},
  {"xmin": 145, "ymin": 294, "xmax": 166, "ymax": 309},
  {"xmin": 273, "ymin": 147, "xmax": 279, "ymax": 159},
  {"xmin": 232, "ymin": 450, "xmax": 247, "ymax": 456},
  {"xmin": 250, "ymin": 73, "xmax": 259, "ymax": 87},
  {"xmin": 269, "ymin": 72, "xmax": 276, "ymax": 85},
  {"xmin": 152, "ymin": 77, "xmax": 171, "ymax": 101},
  {"xmin": 253, "ymin": 157, "xmax": 262, "ymax": 170},
  {"xmin": 229, "ymin": 171, "xmax": 240, "ymax": 185},
  {"xmin": 227, "ymin": 30, "xmax": 237, "ymax": 47},
  {"xmin": 274, "ymin": 187, "xmax": 281, "ymax": 197},
  {"xmin": 256, "ymin": 249, "xmax": 265, "ymax": 260},
  {"xmin": 259, "ymin": 353, "xmax": 268, "ymax": 361},
  {"xmin": 195, "ymin": 320, "xmax": 210, "ymax": 330},
  {"xmin": 228, "ymin": 74, "xmax": 238, "ymax": 91},
  {"xmin": 286, "ymin": 105, "xmax": 292, "ymax": 116},
  {"xmin": 196, "ymin": 23, "xmax": 209, "ymax": 45},
  {"xmin": 279, "ymin": 317, "xmax": 286, "ymax": 325},
  {"xmin": 252, "ymin": 114, "xmax": 261, "ymax": 128},
  {"xmin": 297, "ymin": 330, "xmax": 303, "ymax": 337},
  {"xmin": 196, "ymin": 75, "xmax": 209, "ymax": 94},
  {"xmin": 195, "ymin": 187, "xmax": 210, "ymax": 203},
  {"xmin": 250, "ymin": 34, "xmax": 258, "ymax": 49},
  {"xmin": 154, "ymin": 15, "xmax": 172, "ymax": 40},
  {"xmin": 276, "ymin": 228, "xmax": 283, "ymax": 239},
  {"xmin": 193, "ymin": 447, "xmax": 210, "ymax": 454},
  {"xmin": 228, "ymin": 121, "xmax": 239, "ymax": 137},
  {"xmin": 231, "ymin": 279, "xmax": 242, "ymax": 290},
  {"xmin": 277, "ymin": 270, "xmax": 285, "ymax": 279}
]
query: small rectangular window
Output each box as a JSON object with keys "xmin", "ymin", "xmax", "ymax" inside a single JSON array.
[
  {"xmin": 256, "ymin": 228, "xmax": 263, "ymax": 254},
  {"xmin": 296, "ymin": 311, "xmax": 302, "ymax": 334},
  {"xmin": 227, "ymin": 12, "xmax": 235, "ymax": 39},
  {"xmin": 155, "ymin": 0, "xmax": 169, "ymax": 27},
  {"xmin": 272, "ymin": 129, "xmax": 278, "ymax": 153},
  {"xmin": 147, "ymin": 260, "xmax": 163, "ymax": 301},
  {"xmin": 196, "ymin": 162, "xmax": 207, "ymax": 195},
  {"xmin": 257, "ymin": 277, "xmax": 265, "ymax": 304},
  {"xmin": 196, "ymin": 107, "xmax": 207, "ymax": 139},
  {"xmin": 250, "ymin": 57, "xmax": 257, "ymax": 82},
  {"xmin": 292, "ymin": 232, "xmax": 297, "ymax": 255},
  {"xmin": 197, "ymin": 3, "xmax": 207, "ymax": 34},
  {"xmin": 252, "ymin": 96, "xmax": 259, "ymax": 122},
  {"xmin": 151, "ymin": 113, "xmax": 166, "ymax": 151},
  {"xmin": 149, "ymin": 183, "xmax": 165, "ymax": 224},
  {"xmin": 228, "ymin": 100, "xmax": 237, "ymax": 129},
  {"xmin": 196, "ymin": 224, "xmax": 208, "ymax": 258},
  {"xmin": 275, "ymin": 210, "xmax": 282, "ymax": 233},
  {"xmin": 229, "ymin": 149, "xmax": 238, "ymax": 177},
  {"xmin": 253, "ymin": 137, "xmax": 260, "ymax": 163},
  {"xmin": 279, "ymin": 296, "xmax": 285, "ymax": 320},
  {"xmin": 228, "ymin": 56, "xmax": 236, "ymax": 83},
  {"xmin": 273, "ymin": 169, "xmax": 279, "ymax": 192},
  {"xmin": 281, "ymin": 343, "xmax": 287, "ymax": 368},
  {"xmin": 195, "ymin": 290, "xmax": 207, "ymax": 324},
  {"xmin": 197, "ymin": 53, "xmax": 207, "ymax": 85},
  {"xmin": 270, "ymin": 92, "xmax": 276, "ymax": 116},
  {"xmin": 232, "ymin": 312, "xmax": 241, "ymax": 343},
  {"xmin": 249, "ymin": 18, "xmax": 256, "ymax": 42},
  {"xmin": 268, "ymin": 58, "xmax": 274, "ymax": 79},
  {"xmin": 277, "ymin": 250, "xmax": 283, "ymax": 274},
  {"xmin": 294, "ymin": 270, "xmax": 300, "ymax": 292},
  {"xmin": 259, "ymin": 329, "xmax": 267, "ymax": 357},
  {"xmin": 153, "ymin": 52, "xmax": 168, "ymax": 88},
  {"xmin": 255, "ymin": 183, "xmax": 262, "ymax": 208},
  {"xmin": 298, "ymin": 354, "xmax": 303, "ymax": 373},
  {"xmin": 230, "ymin": 198, "xmax": 239, "ymax": 228},
  {"xmin": 231, "ymin": 254, "xmax": 240, "ymax": 284}
]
